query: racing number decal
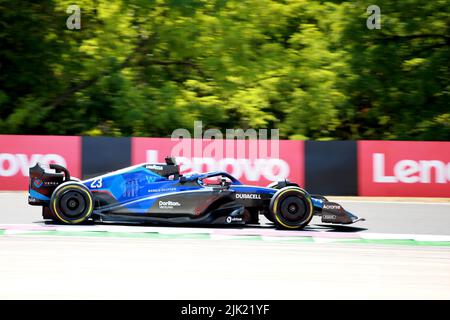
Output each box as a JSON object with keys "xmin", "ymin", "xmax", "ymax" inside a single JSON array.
[{"xmin": 90, "ymin": 178, "xmax": 103, "ymax": 189}]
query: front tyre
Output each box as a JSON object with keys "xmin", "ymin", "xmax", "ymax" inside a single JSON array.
[
  {"xmin": 270, "ymin": 187, "xmax": 313, "ymax": 230},
  {"xmin": 50, "ymin": 182, "xmax": 94, "ymax": 224}
]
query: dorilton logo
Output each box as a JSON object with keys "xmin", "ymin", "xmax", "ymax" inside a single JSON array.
[
  {"xmin": 235, "ymin": 193, "xmax": 261, "ymax": 200},
  {"xmin": 159, "ymin": 200, "xmax": 181, "ymax": 209}
]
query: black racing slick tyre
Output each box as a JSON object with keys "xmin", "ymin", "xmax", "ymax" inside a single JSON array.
[
  {"xmin": 269, "ymin": 187, "xmax": 314, "ymax": 230},
  {"xmin": 265, "ymin": 182, "xmax": 302, "ymax": 223},
  {"xmin": 50, "ymin": 182, "xmax": 94, "ymax": 224}
]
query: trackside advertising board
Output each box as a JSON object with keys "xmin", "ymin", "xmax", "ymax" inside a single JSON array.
[
  {"xmin": 0, "ymin": 135, "xmax": 81, "ymax": 190},
  {"xmin": 132, "ymin": 138, "xmax": 304, "ymax": 187},
  {"xmin": 358, "ymin": 141, "xmax": 450, "ymax": 197},
  {"xmin": 1, "ymin": 135, "xmax": 449, "ymax": 197}
]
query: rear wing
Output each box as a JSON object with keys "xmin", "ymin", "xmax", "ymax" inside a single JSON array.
[{"xmin": 28, "ymin": 163, "xmax": 67, "ymax": 206}]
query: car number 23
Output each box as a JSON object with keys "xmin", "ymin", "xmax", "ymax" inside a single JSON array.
[{"xmin": 90, "ymin": 178, "xmax": 103, "ymax": 188}]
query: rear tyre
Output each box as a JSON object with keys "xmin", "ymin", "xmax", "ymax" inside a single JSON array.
[
  {"xmin": 270, "ymin": 187, "xmax": 313, "ymax": 230},
  {"xmin": 50, "ymin": 182, "xmax": 93, "ymax": 224}
]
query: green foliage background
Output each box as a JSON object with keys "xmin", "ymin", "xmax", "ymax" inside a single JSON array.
[{"xmin": 0, "ymin": 0, "xmax": 448, "ymax": 140}]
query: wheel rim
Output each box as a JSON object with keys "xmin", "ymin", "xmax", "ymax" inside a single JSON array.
[
  {"xmin": 59, "ymin": 190, "xmax": 87, "ymax": 218},
  {"xmin": 279, "ymin": 196, "xmax": 307, "ymax": 222}
]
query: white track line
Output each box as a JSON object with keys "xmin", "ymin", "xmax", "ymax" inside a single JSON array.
[{"xmin": 2, "ymin": 223, "xmax": 450, "ymax": 242}]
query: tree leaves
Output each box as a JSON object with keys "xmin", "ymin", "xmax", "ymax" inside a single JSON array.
[{"xmin": 0, "ymin": 0, "xmax": 448, "ymax": 140}]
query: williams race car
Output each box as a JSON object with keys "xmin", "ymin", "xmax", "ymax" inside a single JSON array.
[{"xmin": 28, "ymin": 157, "xmax": 364, "ymax": 230}]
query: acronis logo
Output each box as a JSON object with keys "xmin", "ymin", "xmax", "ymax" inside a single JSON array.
[{"xmin": 33, "ymin": 178, "xmax": 43, "ymax": 189}]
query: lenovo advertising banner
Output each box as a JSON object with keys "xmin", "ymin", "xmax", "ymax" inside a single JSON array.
[
  {"xmin": 358, "ymin": 141, "xmax": 450, "ymax": 197},
  {"xmin": 2, "ymin": 135, "xmax": 449, "ymax": 197},
  {"xmin": 0, "ymin": 135, "xmax": 81, "ymax": 190},
  {"xmin": 132, "ymin": 138, "xmax": 304, "ymax": 187}
]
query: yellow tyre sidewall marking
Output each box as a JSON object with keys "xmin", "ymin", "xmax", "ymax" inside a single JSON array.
[
  {"xmin": 52, "ymin": 185, "xmax": 93, "ymax": 224},
  {"xmin": 273, "ymin": 188, "xmax": 313, "ymax": 229}
]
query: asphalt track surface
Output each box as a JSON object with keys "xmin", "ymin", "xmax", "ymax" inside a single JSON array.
[
  {"xmin": 2, "ymin": 192, "xmax": 450, "ymax": 235},
  {"xmin": 0, "ymin": 192, "xmax": 449, "ymax": 299}
]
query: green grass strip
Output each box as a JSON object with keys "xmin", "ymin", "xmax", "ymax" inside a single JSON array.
[
  {"xmin": 16, "ymin": 230, "xmax": 211, "ymax": 240},
  {"xmin": 275, "ymin": 237, "xmax": 315, "ymax": 243},
  {"xmin": 340, "ymin": 238, "xmax": 450, "ymax": 247},
  {"xmin": 229, "ymin": 235, "xmax": 264, "ymax": 241}
]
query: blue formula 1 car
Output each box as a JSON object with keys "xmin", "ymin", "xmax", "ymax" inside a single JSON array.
[{"xmin": 28, "ymin": 157, "xmax": 363, "ymax": 229}]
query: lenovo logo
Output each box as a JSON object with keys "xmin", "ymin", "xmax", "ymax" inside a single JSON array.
[
  {"xmin": 373, "ymin": 153, "xmax": 449, "ymax": 184},
  {"xmin": 147, "ymin": 150, "xmax": 290, "ymax": 182},
  {"xmin": 0, "ymin": 153, "xmax": 67, "ymax": 177},
  {"xmin": 0, "ymin": 135, "xmax": 80, "ymax": 190},
  {"xmin": 133, "ymin": 138, "xmax": 304, "ymax": 187},
  {"xmin": 177, "ymin": 156, "xmax": 290, "ymax": 182}
]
